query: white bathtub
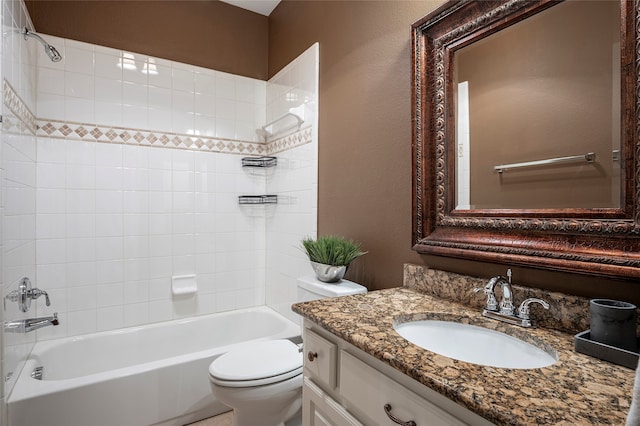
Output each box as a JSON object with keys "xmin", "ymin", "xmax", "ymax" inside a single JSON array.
[{"xmin": 7, "ymin": 306, "xmax": 301, "ymax": 426}]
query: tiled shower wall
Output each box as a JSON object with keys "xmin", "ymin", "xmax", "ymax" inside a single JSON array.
[
  {"xmin": 30, "ymin": 36, "xmax": 317, "ymax": 341},
  {"xmin": 32, "ymin": 36, "xmax": 275, "ymax": 341},
  {"xmin": 265, "ymin": 44, "xmax": 319, "ymax": 324},
  {"xmin": 1, "ymin": 0, "xmax": 38, "ymax": 419}
]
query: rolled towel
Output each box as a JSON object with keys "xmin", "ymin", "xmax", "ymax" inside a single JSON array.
[{"xmin": 627, "ymin": 360, "xmax": 640, "ymax": 426}]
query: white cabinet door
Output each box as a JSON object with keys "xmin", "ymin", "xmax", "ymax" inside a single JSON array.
[
  {"xmin": 303, "ymin": 377, "xmax": 364, "ymax": 426},
  {"xmin": 304, "ymin": 329, "xmax": 338, "ymax": 390},
  {"xmin": 340, "ymin": 351, "xmax": 467, "ymax": 426}
]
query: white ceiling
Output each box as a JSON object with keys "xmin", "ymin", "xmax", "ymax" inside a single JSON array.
[{"xmin": 219, "ymin": 0, "xmax": 281, "ymax": 16}]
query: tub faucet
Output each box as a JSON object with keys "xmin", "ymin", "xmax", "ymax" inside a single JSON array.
[{"xmin": 5, "ymin": 313, "xmax": 59, "ymax": 333}]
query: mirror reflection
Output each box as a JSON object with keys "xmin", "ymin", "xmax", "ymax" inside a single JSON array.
[{"xmin": 454, "ymin": 0, "xmax": 621, "ymax": 210}]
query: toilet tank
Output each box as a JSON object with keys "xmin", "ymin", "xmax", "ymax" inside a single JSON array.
[{"xmin": 297, "ymin": 275, "xmax": 367, "ymax": 303}]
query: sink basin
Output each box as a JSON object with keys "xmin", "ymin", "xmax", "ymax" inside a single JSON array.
[{"xmin": 394, "ymin": 320, "xmax": 557, "ymax": 369}]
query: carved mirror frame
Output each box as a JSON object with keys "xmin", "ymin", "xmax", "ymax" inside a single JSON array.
[{"xmin": 411, "ymin": 0, "xmax": 640, "ymax": 279}]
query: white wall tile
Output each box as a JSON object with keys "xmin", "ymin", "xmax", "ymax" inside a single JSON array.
[
  {"xmin": 37, "ymin": 92, "xmax": 65, "ymax": 120},
  {"xmin": 63, "ymin": 46, "xmax": 94, "ymax": 75},
  {"xmin": 96, "ymin": 283, "xmax": 124, "ymax": 307},
  {"xmin": 215, "ymin": 74, "xmax": 235, "ymax": 100},
  {"xmin": 122, "ymin": 82, "xmax": 147, "ymax": 108},
  {"xmin": 148, "ymin": 65, "xmax": 172, "ymax": 89},
  {"xmin": 172, "ymin": 68, "xmax": 194, "ymax": 93},
  {"xmin": 66, "ymin": 140, "xmax": 95, "ymax": 165},
  {"xmin": 66, "ymin": 189, "xmax": 95, "ymax": 213},
  {"xmin": 95, "ymin": 77, "xmax": 122, "ymax": 104},
  {"xmin": 36, "ymin": 239, "xmax": 66, "ymax": 264},
  {"xmin": 148, "ymin": 86, "xmax": 171, "ymax": 110},
  {"xmin": 95, "ymin": 236, "xmax": 122, "ymax": 261},
  {"xmin": 65, "ymin": 72, "xmax": 94, "ymax": 99},
  {"xmin": 38, "ymin": 67, "xmax": 65, "ymax": 96},
  {"xmin": 94, "ymin": 52, "xmax": 123, "ymax": 80},
  {"xmin": 65, "ymin": 97, "xmax": 95, "ymax": 123},
  {"xmin": 96, "ymin": 305, "xmax": 124, "ymax": 331},
  {"xmin": 96, "ymin": 260, "xmax": 123, "ymax": 284},
  {"xmin": 37, "ymin": 163, "xmax": 66, "ymax": 188},
  {"xmin": 94, "ymin": 102, "xmax": 122, "ymax": 127},
  {"xmin": 67, "ymin": 309, "xmax": 97, "ymax": 336},
  {"xmin": 95, "ymin": 190, "xmax": 123, "ymax": 213},
  {"xmin": 121, "ymin": 105, "xmax": 148, "ymax": 128},
  {"xmin": 148, "ymin": 299, "xmax": 172, "ymax": 323},
  {"xmin": 95, "ymin": 214, "xmax": 123, "ymax": 237},
  {"xmin": 95, "ymin": 166, "xmax": 123, "ymax": 190},
  {"xmin": 195, "ymin": 72, "xmax": 215, "ymax": 96},
  {"xmin": 66, "ymin": 261, "xmax": 96, "ymax": 287}
]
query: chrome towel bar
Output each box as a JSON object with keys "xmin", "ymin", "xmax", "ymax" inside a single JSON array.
[{"xmin": 494, "ymin": 152, "xmax": 596, "ymax": 173}]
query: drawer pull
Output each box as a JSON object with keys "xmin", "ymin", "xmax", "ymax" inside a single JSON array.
[
  {"xmin": 384, "ymin": 404, "xmax": 416, "ymax": 426},
  {"xmin": 307, "ymin": 351, "xmax": 318, "ymax": 362}
]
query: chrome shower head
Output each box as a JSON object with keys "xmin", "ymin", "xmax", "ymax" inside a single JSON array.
[{"xmin": 22, "ymin": 27, "xmax": 62, "ymax": 62}]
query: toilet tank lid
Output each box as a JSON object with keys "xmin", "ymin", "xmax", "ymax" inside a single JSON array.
[{"xmin": 297, "ymin": 275, "xmax": 367, "ymax": 297}]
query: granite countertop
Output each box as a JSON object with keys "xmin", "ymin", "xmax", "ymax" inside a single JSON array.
[{"xmin": 292, "ymin": 287, "xmax": 635, "ymax": 425}]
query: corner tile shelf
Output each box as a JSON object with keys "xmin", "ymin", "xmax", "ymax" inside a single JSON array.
[{"xmin": 238, "ymin": 195, "xmax": 278, "ymax": 205}]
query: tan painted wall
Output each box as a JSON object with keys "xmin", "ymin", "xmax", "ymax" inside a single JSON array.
[
  {"xmin": 25, "ymin": 0, "xmax": 269, "ymax": 80},
  {"xmin": 22, "ymin": 0, "xmax": 640, "ymax": 301},
  {"xmin": 269, "ymin": 0, "xmax": 445, "ymax": 290},
  {"xmin": 269, "ymin": 0, "xmax": 639, "ymax": 302}
]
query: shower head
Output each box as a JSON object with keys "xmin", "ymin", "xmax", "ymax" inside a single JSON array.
[{"xmin": 22, "ymin": 27, "xmax": 62, "ymax": 62}]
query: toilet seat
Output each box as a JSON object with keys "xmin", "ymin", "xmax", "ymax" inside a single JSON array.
[{"xmin": 209, "ymin": 339, "xmax": 303, "ymax": 388}]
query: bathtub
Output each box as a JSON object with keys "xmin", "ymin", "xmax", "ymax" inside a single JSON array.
[{"xmin": 7, "ymin": 306, "xmax": 301, "ymax": 426}]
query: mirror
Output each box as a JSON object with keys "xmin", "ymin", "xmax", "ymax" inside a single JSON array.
[
  {"xmin": 454, "ymin": 0, "xmax": 621, "ymax": 210},
  {"xmin": 411, "ymin": 0, "xmax": 640, "ymax": 279}
]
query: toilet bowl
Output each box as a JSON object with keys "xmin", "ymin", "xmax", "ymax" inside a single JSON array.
[
  {"xmin": 208, "ymin": 276, "xmax": 367, "ymax": 426},
  {"xmin": 209, "ymin": 339, "xmax": 303, "ymax": 426}
]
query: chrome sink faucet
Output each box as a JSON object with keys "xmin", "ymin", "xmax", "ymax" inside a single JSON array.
[{"xmin": 474, "ymin": 269, "xmax": 549, "ymax": 328}]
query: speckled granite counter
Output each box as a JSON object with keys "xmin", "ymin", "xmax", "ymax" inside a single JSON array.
[{"xmin": 292, "ymin": 282, "xmax": 635, "ymax": 425}]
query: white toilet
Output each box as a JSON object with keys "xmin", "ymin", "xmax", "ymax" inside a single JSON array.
[{"xmin": 208, "ymin": 275, "xmax": 367, "ymax": 426}]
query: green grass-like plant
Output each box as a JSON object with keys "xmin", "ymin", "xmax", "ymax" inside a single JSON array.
[{"xmin": 302, "ymin": 236, "xmax": 367, "ymax": 266}]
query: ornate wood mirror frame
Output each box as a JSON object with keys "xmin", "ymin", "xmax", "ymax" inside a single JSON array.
[{"xmin": 411, "ymin": 0, "xmax": 640, "ymax": 279}]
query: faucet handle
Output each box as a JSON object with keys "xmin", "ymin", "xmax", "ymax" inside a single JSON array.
[
  {"xmin": 473, "ymin": 285, "xmax": 498, "ymax": 311},
  {"xmin": 517, "ymin": 298, "xmax": 550, "ymax": 320},
  {"xmin": 29, "ymin": 288, "xmax": 50, "ymax": 306}
]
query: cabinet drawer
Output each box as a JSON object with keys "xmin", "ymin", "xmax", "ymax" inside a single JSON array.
[
  {"xmin": 340, "ymin": 351, "xmax": 467, "ymax": 426},
  {"xmin": 304, "ymin": 329, "xmax": 338, "ymax": 389}
]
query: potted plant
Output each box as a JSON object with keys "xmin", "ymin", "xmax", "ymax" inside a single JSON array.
[{"xmin": 301, "ymin": 236, "xmax": 367, "ymax": 283}]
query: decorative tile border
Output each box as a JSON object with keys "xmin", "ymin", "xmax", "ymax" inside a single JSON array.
[
  {"xmin": 4, "ymin": 78, "xmax": 313, "ymax": 156},
  {"xmin": 267, "ymin": 126, "xmax": 313, "ymax": 155},
  {"xmin": 35, "ymin": 118, "xmax": 313, "ymax": 155},
  {"xmin": 3, "ymin": 79, "xmax": 37, "ymax": 135}
]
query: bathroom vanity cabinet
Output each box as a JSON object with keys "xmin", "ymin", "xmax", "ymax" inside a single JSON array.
[
  {"xmin": 293, "ymin": 278, "xmax": 633, "ymax": 424},
  {"xmin": 302, "ymin": 322, "xmax": 493, "ymax": 426}
]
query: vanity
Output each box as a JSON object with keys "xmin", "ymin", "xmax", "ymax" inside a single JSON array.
[{"xmin": 292, "ymin": 266, "xmax": 634, "ymax": 425}]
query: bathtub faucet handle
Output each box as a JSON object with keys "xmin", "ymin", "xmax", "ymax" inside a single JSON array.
[
  {"xmin": 5, "ymin": 277, "xmax": 51, "ymax": 312},
  {"xmin": 29, "ymin": 288, "xmax": 50, "ymax": 306}
]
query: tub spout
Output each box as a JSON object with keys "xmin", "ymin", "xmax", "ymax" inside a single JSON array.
[{"xmin": 5, "ymin": 313, "xmax": 59, "ymax": 333}]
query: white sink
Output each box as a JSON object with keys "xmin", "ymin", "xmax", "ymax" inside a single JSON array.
[{"xmin": 394, "ymin": 320, "xmax": 557, "ymax": 369}]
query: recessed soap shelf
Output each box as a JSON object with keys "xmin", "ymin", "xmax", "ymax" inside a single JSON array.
[
  {"xmin": 241, "ymin": 156, "xmax": 277, "ymax": 168},
  {"xmin": 238, "ymin": 195, "xmax": 278, "ymax": 205}
]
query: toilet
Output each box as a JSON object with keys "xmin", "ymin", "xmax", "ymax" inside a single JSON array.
[{"xmin": 208, "ymin": 275, "xmax": 367, "ymax": 426}]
